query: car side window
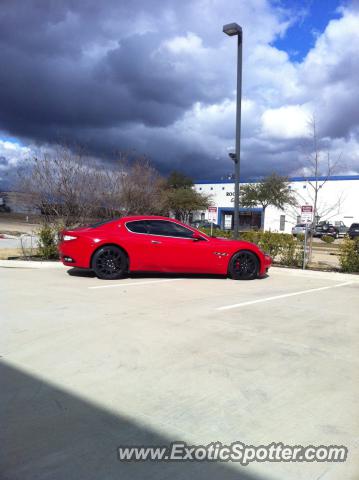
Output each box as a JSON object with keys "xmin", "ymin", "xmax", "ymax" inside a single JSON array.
[
  {"xmin": 126, "ymin": 221, "xmax": 148, "ymax": 234},
  {"xmin": 147, "ymin": 220, "xmax": 194, "ymax": 238}
]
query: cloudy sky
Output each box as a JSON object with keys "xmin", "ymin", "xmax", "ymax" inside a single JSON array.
[{"xmin": 1, "ymin": 0, "xmax": 359, "ymax": 187}]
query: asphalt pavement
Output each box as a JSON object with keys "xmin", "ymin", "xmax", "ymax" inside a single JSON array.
[{"xmin": 1, "ymin": 266, "xmax": 358, "ymax": 480}]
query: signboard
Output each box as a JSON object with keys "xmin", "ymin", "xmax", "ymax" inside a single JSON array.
[
  {"xmin": 208, "ymin": 206, "xmax": 217, "ymax": 223},
  {"xmin": 224, "ymin": 214, "xmax": 232, "ymax": 230},
  {"xmin": 301, "ymin": 205, "xmax": 313, "ymax": 224}
]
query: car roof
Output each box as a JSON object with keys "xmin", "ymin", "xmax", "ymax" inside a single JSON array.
[{"xmin": 120, "ymin": 215, "xmax": 181, "ymax": 222}]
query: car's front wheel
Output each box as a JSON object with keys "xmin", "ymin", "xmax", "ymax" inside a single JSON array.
[
  {"xmin": 92, "ymin": 245, "xmax": 128, "ymax": 280},
  {"xmin": 228, "ymin": 250, "xmax": 259, "ymax": 280}
]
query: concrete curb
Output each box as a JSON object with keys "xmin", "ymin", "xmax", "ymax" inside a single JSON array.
[{"xmin": 0, "ymin": 260, "xmax": 66, "ymax": 269}]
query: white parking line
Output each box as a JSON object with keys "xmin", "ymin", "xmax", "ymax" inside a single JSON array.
[
  {"xmin": 217, "ymin": 281, "xmax": 353, "ymax": 311},
  {"xmin": 88, "ymin": 278, "xmax": 183, "ymax": 289}
]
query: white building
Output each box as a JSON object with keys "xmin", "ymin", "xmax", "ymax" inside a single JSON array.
[{"xmin": 194, "ymin": 175, "xmax": 359, "ymax": 233}]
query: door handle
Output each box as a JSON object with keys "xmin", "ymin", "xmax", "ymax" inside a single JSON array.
[{"xmin": 151, "ymin": 240, "xmax": 162, "ymax": 244}]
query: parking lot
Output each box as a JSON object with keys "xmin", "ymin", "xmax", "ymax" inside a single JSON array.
[{"xmin": 1, "ymin": 266, "xmax": 359, "ymax": 480}]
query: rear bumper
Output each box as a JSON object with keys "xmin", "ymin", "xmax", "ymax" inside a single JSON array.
[{"xmin": 58, "ymin": 240, "xmax": 91, "ymax": 268}]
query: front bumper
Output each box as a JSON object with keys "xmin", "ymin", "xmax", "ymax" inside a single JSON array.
[{"xmin": 264, "ymin": 253, "xmax": 272, "ymax": 273}]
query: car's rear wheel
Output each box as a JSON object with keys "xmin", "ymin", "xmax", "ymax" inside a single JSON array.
[
  {"xmin": 92, "ymin": 246, "xmax": 128, "ymax": 280},
  {"xmin": 229, "ymin": 250, "xmax": 259, "ymax": 280}
]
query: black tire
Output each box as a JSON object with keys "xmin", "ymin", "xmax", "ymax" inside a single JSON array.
[
  {"xmin": 91, "ymin": 245, "xmax": 128, "ymax": 280},
  {"xmin": 228, "ymin": 250, "xmax": 259, "ymax": 280}
]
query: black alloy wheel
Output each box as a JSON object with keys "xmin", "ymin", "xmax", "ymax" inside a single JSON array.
[
  {"xmin": 92, "ymin": 246, "xmax": 128, "ymax": 280},
  {"xmin": 229, "ymin": 250, "xmax": 259, "ymax": 280}
]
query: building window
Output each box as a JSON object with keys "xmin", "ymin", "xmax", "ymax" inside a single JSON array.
[
  {"xmin": 280, "ymin": 215, "xmax": 285, "ymax": 231},
  {"xmin": 297, "ymin": 215, "xmax": 301, "ymax": 224}
]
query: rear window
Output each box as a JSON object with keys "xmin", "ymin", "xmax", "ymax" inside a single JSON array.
[
  {"xmin": 89, "ymin": 218, "xmax": 119, "ymax": 228},
  {"xmin": 350, "ymin": 223, "xmax": 359, "ymax": 228}
]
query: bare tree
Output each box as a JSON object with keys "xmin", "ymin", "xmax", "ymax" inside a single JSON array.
[
  {"xmin": 18, "ymin": 146, "xmax": 112, "ymax": 226},
  {"xmin": 297, "ymin": 116, "xmax": 345, "ymax": 261},
  {"xmin": 18, "ymin": 146, "xmax": 206, "ymax": 227},
  {"xmin": 115, "ymin": 157, "xmax": 167, "ymax": 215},
  {"xmin": 302, "ymin": 116, "xmax": 344, "ymax": 225}
]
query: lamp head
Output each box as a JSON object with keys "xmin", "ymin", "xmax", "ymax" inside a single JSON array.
[{"xmin": 223, "ymin": 23, "xmax": 242, "ymax": 37}]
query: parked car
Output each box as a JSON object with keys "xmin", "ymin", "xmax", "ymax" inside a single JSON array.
[
  {"xmin": 59, "ymin": 216, "xmax": 272, "ymax": 280},
  {"xmin": 348, "ymin": 223, "xmax": 359, "ymax": 240},
  {"xmin": 191, "ymin": 220, "xmax": 221, "ymax": 230},
  {"xmin": 334, "ymin": 221, "xmax": 348, "ymax": 237},
  {"xmin": 0, "ymin": 196, "xmax": 10, "ymax": 213},
  {"xmin": 291, "ymin": 224, "xmax": 313, "ymax": 236},
  {"xmin": 313, "ymin": 222, "xmax": 339, "ymax": 239}
]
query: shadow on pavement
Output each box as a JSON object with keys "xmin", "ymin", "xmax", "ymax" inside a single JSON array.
[
  {"xmin": 67, "ymin": 267, "xmax": 269, "ymax": 281},
  {"xmin": 0, "ymin": 360, "xmax": 272, "ymax": 480},
  {"xmin": 67, "ymin": 267, "xmax": 96, "ymax": 277}
]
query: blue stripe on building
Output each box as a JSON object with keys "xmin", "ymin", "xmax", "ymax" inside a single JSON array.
[{"xmin": 195, "ymin": 175, "xmax": 359, "ymax": 185}]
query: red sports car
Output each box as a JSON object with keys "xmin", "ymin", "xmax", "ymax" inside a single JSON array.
[{"xmin": 59, "ymin": 216, "xmax": 271, "ymax": 280}]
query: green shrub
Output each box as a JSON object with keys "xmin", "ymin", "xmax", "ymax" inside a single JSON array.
[
  {"xmin": 296, "ymin": 233, "xmax": 305, "ymax": 242},
  {"xmin": 278, "ymin": 235, "xmax": 304, "ymax": 267},
  {"xmin": 37, "ymin": 224, "xmax": 59, "ymax": 259},
  {"xmin": 198, "ymin": 228, "xmax": 303, "ymax": 267},
  {"xmin": 339, "ymin": 238, "xmax": 359, "ymax": 272},
  {"xmin": 240, "ymin": 230, "xmax": 261, "ymax": 245},
  {"xmin": 198, "ymin": 227, "xmax": 232, "ymax": 238},
  {"xmin": 321, "ymin": 235, "xmax": 335, "ymax": 244}
]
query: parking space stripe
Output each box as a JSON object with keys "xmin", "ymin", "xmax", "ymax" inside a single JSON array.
[
  {"xmin": 217, "ymin": 281, "xmax": 354, "ymax": 311},
  {"xmin": 88, "ymin": 278, "xmax": 183, "ymax": 289}
]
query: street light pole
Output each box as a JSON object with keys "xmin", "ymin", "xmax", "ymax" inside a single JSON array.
[{"xmin": 223, "ymin": 22, "xmax": 243, "ymax": 239}]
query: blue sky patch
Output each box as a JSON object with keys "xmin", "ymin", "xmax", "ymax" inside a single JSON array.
[{"xmin": 273, "ymin": 0, "xmax": 342, "ymax": 61}]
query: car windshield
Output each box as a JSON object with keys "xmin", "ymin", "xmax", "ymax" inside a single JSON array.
[{"xmin": 350, "ymin": 223, "xmax": 359, "ymax": 228}]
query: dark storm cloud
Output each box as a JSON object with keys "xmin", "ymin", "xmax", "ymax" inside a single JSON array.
[
  {"xmin": 0, "ymin": 156, "xmax": 8, "ymax": 166},
  {"xmin": 0, "ymin": 0, "xmax": 245, "ymax": 180},
  {"xmin": 1, "ymin": 0, "xmax": 359, "ymax": 182},
  {"xmin": 0, "ymin": 0, "xmax": 234, "ymax": 173}
]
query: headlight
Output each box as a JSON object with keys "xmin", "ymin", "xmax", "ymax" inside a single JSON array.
[{"xmin": 63, "ymin": 235, "xmax": 77, "ymax": 241}]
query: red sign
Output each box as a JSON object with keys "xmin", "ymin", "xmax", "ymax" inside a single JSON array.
[
  {"xmin": 301, "ymin": 205, "xmax": 313, "ymax": 223},
  {"xmin": 208, "ymin": 206, "xmax": 217, "ymax": 213},
  {"xmin": 301, "ymin": 205, "xmax": 313, "ymax": 213}
]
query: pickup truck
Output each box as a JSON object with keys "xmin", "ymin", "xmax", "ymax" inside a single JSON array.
[
  {"xmin": 333, "ymin": 221, "xmax": 349, "ymax": 237},
  {"xmin": 313, "ymin": 221, "xmax": 348, "ymax": 238}
]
